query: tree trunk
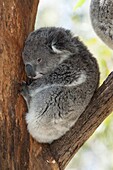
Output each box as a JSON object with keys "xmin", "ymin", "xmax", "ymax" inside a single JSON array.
[
  {"xmin": 0, "ymin": 0, "xmax": 54, "ymax": 169},
  {"xmin": 0, "ymin": 1, "xmax": 113, "ymax": 170}
]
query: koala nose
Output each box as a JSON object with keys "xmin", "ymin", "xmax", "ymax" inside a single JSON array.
[{"xmin": 25, "ymin": 64, "xmax": 36, "ymax": 78}]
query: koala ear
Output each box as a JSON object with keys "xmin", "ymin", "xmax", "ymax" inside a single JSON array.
[
  {"xmin": 51, "ymin": 42, "xmax": 62, "ymax": 54},
  {"xmin": 47, "ymin": 28, "xmax": 74, "ymax": 54}
]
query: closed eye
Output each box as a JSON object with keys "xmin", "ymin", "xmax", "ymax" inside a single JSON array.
[{"xmin": 37, "ymin": 58, "xmax": 42, "ymax": 63}]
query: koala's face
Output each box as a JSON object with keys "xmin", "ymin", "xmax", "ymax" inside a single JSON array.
[{"xmin": 22, "ymin": 27, "xmax": 75, "ymax": 79}]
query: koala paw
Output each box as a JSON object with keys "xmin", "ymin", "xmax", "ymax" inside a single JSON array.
[{"xmin": 20, "ymin": 81, "xmax": 29, "ymax": 98}]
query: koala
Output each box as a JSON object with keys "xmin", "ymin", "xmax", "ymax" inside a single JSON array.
[
  {"xmin": 90, "ymin": 0, "xmax": 113, "ymax": 50},
  {"xmin": 21, "ymin": 27, "xmax": 99, "ymax": 143}
]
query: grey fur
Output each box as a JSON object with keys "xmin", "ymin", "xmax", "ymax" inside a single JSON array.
[
  {"xmin": 21, "ymin": 27, "xmax": 99, "ymax": 143},
  {"xmin": 90, "ymin": 0, "xmax": 113, "ymax": 49}
]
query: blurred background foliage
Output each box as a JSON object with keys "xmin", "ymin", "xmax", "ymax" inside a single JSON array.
[{"xmin": 35, "ymin": 0, "xmax": 113, "ymax": 169}]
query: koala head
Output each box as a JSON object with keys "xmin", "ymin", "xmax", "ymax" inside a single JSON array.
[{"xmin": 22, "ymin": 27, "xmax": 78, "ymax": 79}]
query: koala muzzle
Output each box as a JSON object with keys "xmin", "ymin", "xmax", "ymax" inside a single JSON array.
[{"xmin": 25, "ymin": 64, "xmax": 36, "ymax": 78}]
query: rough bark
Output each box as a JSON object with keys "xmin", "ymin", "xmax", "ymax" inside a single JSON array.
[
  {"xmin": 0, "ymin": 0, "xmax": 59, "ymax": 170},
  {"xmin": 0, "ymin": 0, "xmax": 113, "ymax": 170}
]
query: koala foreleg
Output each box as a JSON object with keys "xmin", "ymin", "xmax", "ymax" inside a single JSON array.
[{"xmin": 20, "ymin": 81, "xmax": 31, "ymax": 109}]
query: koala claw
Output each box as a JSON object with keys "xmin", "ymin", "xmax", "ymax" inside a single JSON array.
[
  {"xmin": 20, "ymin": 81, "xmax": 31, "ymax": 108},
  {"xmin": 20, "ymin": 81, "xmax": 29, "ymax": 97}
]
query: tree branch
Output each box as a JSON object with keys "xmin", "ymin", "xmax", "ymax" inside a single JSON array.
[{"xmin": 50, "ymin": 72, "xmax": 113, "ymax": 170}]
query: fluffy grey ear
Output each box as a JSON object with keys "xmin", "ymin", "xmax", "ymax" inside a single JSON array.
[
  {"xmin": 47, "ymin": 28, "xmax": 75, "ymax": 54},
  {"xmin": 51, "ymin": 42, "xmax": 73, "ymax": 56},
  {"xmin": 51, "ymin": 42, "xmax": 62, "ymax": 54},
  {"xmin": 51, "ymin": 42, "xmax": 72, "ymax": 64}
]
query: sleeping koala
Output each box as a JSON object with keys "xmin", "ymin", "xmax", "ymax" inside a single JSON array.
[{"xmin": 21, "ymin": 27, "xmax": 99, "ymax": 143}]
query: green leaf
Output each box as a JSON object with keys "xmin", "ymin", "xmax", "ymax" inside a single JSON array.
[{"xmin": 74, "ymin": 0, "xmax": 86, "ymax": 11}]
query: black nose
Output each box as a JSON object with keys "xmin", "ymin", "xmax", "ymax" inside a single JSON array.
[{"xmin": 25, "ymin": 64, "xmax": 36, "ymax": 78}]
